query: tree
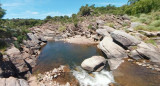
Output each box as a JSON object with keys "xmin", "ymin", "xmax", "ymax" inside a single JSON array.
[
  {"xmin": 78, "ymin": 4, "xmax": 91, "ymax": 16},
  {"xmin": 0, "ymin": 4, "xmax": 5, "ymax": 19},
  {"xmin": 127, "ymin": 0, "xmax": 139, "ymax": 5}
]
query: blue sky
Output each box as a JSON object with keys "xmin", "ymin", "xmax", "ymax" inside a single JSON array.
[{"xmin": 1, "ymin": 0, "xmax": 128, "ymax": 19}]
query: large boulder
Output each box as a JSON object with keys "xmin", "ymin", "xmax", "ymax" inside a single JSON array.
[
  {"xmin": 81, "ymin": 56, "xmax": 107, "ymax": 72},
  {"xmin": 131, "ymin": 42, "xmax": 160, "ymax": 62},
  {"xmin": 96, "ymin": 29, "xmax": 111, "ymax": 37},
  {"xmin": 99, "ymin": 37, "xmax": 127, "ymax": 59},
  {"xmin": 108, "ymin": 58, "xmax": 124, "ymax": 70},
  {"xmin": 111, "ymin": 30, "xmax": 140, "ymax": 47},
  {"xmin": 5, "ymin": 46, "xmax": 29, "ymax": 73},
  {"xmin": 0, "ymin": 77, "xmax": 29, "ymax": 86}
]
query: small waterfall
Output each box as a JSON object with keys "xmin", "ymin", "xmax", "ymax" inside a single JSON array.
[{"xmin": 72, "ymin": 66, "xmax": 115, "ymax": 86}]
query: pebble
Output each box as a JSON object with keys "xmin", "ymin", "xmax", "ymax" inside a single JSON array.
[
  {"xmin": 128, "ymin": 59, "xmax": 134, "ymax": 62},
  {"xmin": 153, "ymin": 65, "xmax": 158, "ymax": 68},
  {"xmin": 155, "ymin": 68, "xmax": 160, "ymax": 72},
  {"xmin": 142, "ymin": 64, "xmax": 147, "ymax": 67}
]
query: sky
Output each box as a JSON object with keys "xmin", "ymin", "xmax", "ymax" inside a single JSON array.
[{"xmin": 0, "ymin": 0, "xmax": 128, "ymax": 19}]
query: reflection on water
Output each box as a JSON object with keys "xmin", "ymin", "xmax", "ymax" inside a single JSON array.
[{"xmin": 33, "ymin": 41, "xmax": 104, "ymax": 73}]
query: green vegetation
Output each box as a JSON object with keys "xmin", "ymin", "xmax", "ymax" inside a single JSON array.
[
  {"xmin": 58, "ymin": 26, "xmax": 66, "ymax": 32},
  {"xmin": 145, "ymin": 39, "xmax": 157, "ymax": 46},
  {"xmin": 0, "ymin": 0, "xmax": 160, "ymax": 50},
  {"xmin": 132, "ymin": 12, "xmax": 160, "ymax": 31}
]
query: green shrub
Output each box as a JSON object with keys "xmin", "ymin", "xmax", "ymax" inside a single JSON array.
[
  {"xmin": 58, "ymin": 26, "xmax": 66, "ymax": 32},
  {"xmin": 0, "ymin": 40, "xmax": 7, "ymax": 50},
  {"xmin": 150, "ymin": 20, "xmax": 160, "ymax": 27},
  {"xmin": 88, "ymin": 24, "xmax": 92, "ymax": 29},
  {"xmin": 145, "ymin": 39, "xmax": 157, "ymax": 46}
]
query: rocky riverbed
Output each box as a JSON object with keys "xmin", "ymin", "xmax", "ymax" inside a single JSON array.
[{"xmin": 0, "ymin": 14, "xmax": 160, "ymax": 86}]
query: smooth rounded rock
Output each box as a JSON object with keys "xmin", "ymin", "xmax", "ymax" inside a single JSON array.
[{"xmin": 81, "ymin": 56, "xmax": 106, "ymax": 72}]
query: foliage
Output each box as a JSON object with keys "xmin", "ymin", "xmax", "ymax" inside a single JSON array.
[
  {"xmin": 145, "ymin": 39, "xmax": 157, "ymax": 46},
  {"xmin": 0, "ymin": 4, "xmax": 5, "ymax": 19},
  {"xmin": 58, "ymin": 26, "xmax": 66, "ymax": 32},
  {"xmin": 78, "ymin": 4, "xmax": 91, "ymax": 16}
]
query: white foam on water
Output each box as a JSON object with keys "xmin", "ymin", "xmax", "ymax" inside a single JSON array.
[{"xmin": 72, "ymin": 66, "xmax": 115, "ymax": 86}]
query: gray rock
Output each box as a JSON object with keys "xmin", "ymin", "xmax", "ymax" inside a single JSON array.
[
  {"xmin": 98, "ymin": 26, "xmax": 115, "ymax": 33},
  {"xmin": 27, "ymin": 33, "xmax": 39, "ymax": 44},
  {"xmin": 5, "ymin": 46, "xmax": 20, "ymax": 57},
  {"xmin": 81, "ymin": 56, "xmax": 107, "ymax": 72},
  {"xmin": 6, "ymin": 77, "xmax": 20, "ymax": 86},
  {"xmin": 108, "ymin": 58, "xmax": 124, "ymax": 70},
  {"xmin": 128, "ymin": 22, "xmax": 141, "ymax": 31},
  {"xmin": 111, "ymin": 30, "xmax": 140, "ymax": 47},
  {"xmin": 96, "ymin": 29, "xmax": 111, "ymax": 37},
  {"xmin": 19, "ymin": 79, "xmax": 29, "ymax": 86},
  {"xmin": 99, "ymin": 37, "xmax": 127, "ymax": 59},
  {"xmin": 130, "ymin": 50, "xmax": 142, "ymax": 60},
  {"xmin": 0, "ymin": 77, "xmax": 29, "ymax": 86},
  {"xmin": 131, "ymin": 42, "xmax": 160, "ymax": 62},
  {"xmin": 96, "ymin": 20, "xmax": 104, "ymax": 25},
  {"xmin": 0, "ymin": 78, "xmax": 6, "ymax": 86}
]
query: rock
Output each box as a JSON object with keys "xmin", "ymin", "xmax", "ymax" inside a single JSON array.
[
  {"xmin": 122, "ymin": 14, "xmax": 130, "ymax": 20},
  {"xmin": 0, "ymin": 77, "xmax": 29, "ymax": 86},
  {"xmin": 99, "ymin": 37, "xmax": 127, "ymax": 59},
  {"xmin": 81, "ymin": 56, "xmax": 106, "ymax": 72},
  {"xmin": 96, "ymin": 20, "xmax": 104, "ymax": 25},
  {"xmin": 98, "ymin": 26, "xmax": 115, "ymax": 33},
  {"xmin": 131, "ymin": 42, "xmax": 160, "ymax": 62},
  {"xmin": 19, "ymin": 79, "xmax": 29, "ymax": 86},
  {"xmin": 5, "ymin": 46, "xmax": 20, "ymax": 57},
  {"xmin": 128, "ymin": 22, "xmax": 142, "ymax": 31},
  {"xmin": 138, "ymin": 30, "xmax": 157, "ymax": 37},
  {"xmin": 40, "ymin": 37, "xmax": 47, "ymax": 42},
  {"xmin": 0, "ymin": 78, "xmax": 6, "ymax": 86},
  {"xmin": 130, "ymin": 50, "xmax": 142, "ymax": 60},
  {"xmin": 96, "ymin": 29, "xmax": 111, "ymax": 37},
  {"xmin": 111, "ymin": 30, "xmax": 140, "ymax": 47},
  {"xmin": 108, "ymin": 58, "xmax": 124, "ymax": 70},
  {"xmin": 27, "ymin": 33, "xmax": 39, "ymax": 44}
]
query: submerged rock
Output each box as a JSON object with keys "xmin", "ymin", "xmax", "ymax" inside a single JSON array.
[
  {"xmin": 99, "ymin": 37, "xmax": 127, "ymax": 59},
  {"xmin": 111, "ymin": 30, "xmax": 140, "ymax": 47},
  {"xmin": 81, "ymin": 56, "xmax": 106, "ymax": 72}
]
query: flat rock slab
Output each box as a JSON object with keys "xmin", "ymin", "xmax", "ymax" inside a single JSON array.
[
  {"xmin": 111, "ymin": 30, "xmax": 140, "ymax": 47},
  {"xmin": 99, "ymin": 37, "xmax": 127, "ymax": 59}
]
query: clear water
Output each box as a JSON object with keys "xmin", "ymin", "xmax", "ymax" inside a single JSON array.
[
  {"xmin": 33, "ymin": 41, "xmax": 115, "ymax": 86},
  {"xmin": 34, "ymin": 41, "xmax": 104, "ymax": 72}
]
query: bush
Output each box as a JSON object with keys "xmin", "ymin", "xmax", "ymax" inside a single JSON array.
[
  {"xmin": 150, "ymin": 20, "xmax": 160, "ymax": 27},
  {"xmin": 78, "ymin": 4, "xmax": 91, "ymax": 16},
  {"xmin": 145, "ymin": 39, "xmax": 157, "ymax": 46},
  {"xmin": 58, "ymin": 26, "xmax": 66, "ymax": 32}
]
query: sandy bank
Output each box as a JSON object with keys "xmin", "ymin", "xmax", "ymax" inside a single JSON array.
[{"xmin": 64, "ymin": 35, "xmax": 99, "ymax": 45}]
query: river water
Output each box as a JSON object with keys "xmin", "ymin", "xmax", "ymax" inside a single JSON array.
[{"xmin": 33, "ymin": 41, "xmax": 160, "ymax": 86}]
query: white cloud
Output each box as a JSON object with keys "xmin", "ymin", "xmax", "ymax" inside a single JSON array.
[{"xmin": 31, "ymin": 12, "xmax": 39, "ymax": 15}]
